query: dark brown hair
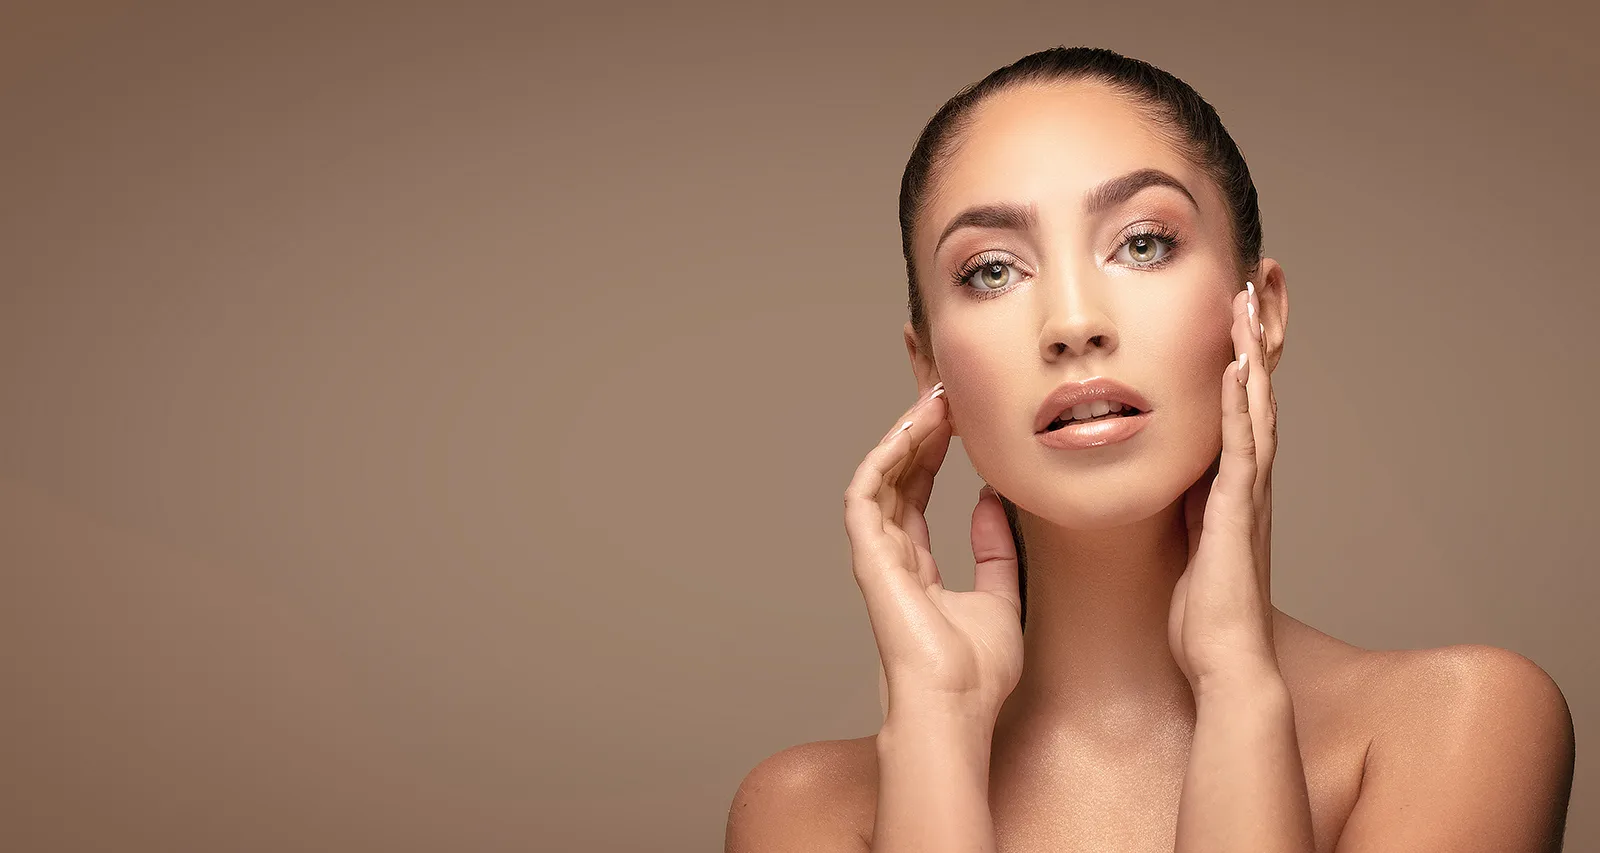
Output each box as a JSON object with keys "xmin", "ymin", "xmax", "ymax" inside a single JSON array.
[{"xmin": 897, "ymin": 46, "xmax": 1264, "ymax": 630}]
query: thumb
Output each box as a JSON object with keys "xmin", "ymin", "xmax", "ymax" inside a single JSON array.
[
  {"xmin": 1184, "ymin": 452, "xmax": 1220, "ymax": 563},
  {"xmin": 878, "ymin": 659, "xmax": 889, "ymax": 722},
  {"xmin": 971, "ymin": 485, "xmax": 1021, "ymax": 614}
]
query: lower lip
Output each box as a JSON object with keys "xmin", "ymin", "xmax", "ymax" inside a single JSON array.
[{"xmin": 1035, "ymin": 411, "xmax": 1152, "ymax": 449}]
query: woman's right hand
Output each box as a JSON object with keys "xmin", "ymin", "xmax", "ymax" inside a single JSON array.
[{"xmin": 844, "ymin": 381, "xmax": 1024, "ymax": 729}]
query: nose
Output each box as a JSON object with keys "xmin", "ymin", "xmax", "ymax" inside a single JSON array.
[{"xmin": 1038, "ymin": 274, "xmax": 1117, "ymax": 361}]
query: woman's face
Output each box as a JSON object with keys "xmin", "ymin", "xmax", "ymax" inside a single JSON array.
[{"xmin": 912, "ymin": 82, "xmax": 1245, "ymax": 529}]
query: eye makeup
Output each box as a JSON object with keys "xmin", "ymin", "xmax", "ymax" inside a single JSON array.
[
  {"xmin": 948, "ymin": 220, "xmax": 1188, "ymax": 300},
  {"xmin": 1110, "ymin": 220, "xmax": 1184, "ymax": 268}
]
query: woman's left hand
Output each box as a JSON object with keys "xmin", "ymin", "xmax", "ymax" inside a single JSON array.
[{"xmin": 1168, "ymin": 282, "xmax": 1280, "ymax": 694}]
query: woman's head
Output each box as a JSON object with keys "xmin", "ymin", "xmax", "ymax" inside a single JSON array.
[
  {"xmin": 894, "ymin": 47, "xmax": 1285, "ymax": 587},
  {"xmin": 900, "ymin": 47, "xmax": 1265, "ymax": 345}
]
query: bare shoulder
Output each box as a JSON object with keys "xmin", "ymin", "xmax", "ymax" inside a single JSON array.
[
  {"xmin": 1275, "ymin": 612, "xmax": 1572, "ymax": 746},
  {"xmin": 1345, "ymin": 640, "xmax": 1572, "ymax": 741},
  {"xmin": 1320, "ymin": 636, "xmax": 1576, "ymax": 850},
  {"xmin": 1273, "ymin": 614, "xmax": 1575, "ymax": 847},
  {"xmin": 725, "ymin": 735, "xmax": 878, "ymax": 853}
]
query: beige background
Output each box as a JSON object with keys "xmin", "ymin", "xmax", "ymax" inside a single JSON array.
[{"xmin": 1, "ymin": 1, "xmax": 1594, "ymax": 850}]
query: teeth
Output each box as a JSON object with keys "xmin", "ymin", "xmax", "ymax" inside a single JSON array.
[{"xmin": 1057, "ymin": 401, "xmax": 1132, "ymax": 424}]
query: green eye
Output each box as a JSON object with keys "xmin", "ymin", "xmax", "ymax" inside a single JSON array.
[
  {"xmin": 1129, "ymin": 235, "xmax": 1161, "ymax": 263},
  {"xmin": 973, "ymin": 262, "xmax": 1013, "ymax": 290},
  {"xmin": 951, "ymin": 252, "xmax": 1026, "ymax": 299},
  {"xmin": 1116, "ymin": 226, "xmax": 1183, "ymax": 268}
]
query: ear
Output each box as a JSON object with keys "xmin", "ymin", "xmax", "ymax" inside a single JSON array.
[
  {"xmin": 902, "ymin": 320, "xmax": 954, "ymax": 435},
  {"xmin": 1254, "ymin": 257, "xmax": 1288, "ymax": 372}
]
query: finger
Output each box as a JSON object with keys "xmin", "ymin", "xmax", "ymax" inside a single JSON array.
[
  {"xmin": 893, "ymin": 400, "xmax": 951, "ymax": 589},
  {"xmin": 857, "ymin": 395, "xmax": 941, "ymax": 536},
  {"xmin": 843, "ymin": 388, "xmax": 950, "ymax": 608},
  {"xmin": 875, "ymin": 381, "xmax": 944, "ymax": 443},
  {"xmin": 1243, "ymin": 280, "xmax": 1277, "ymax": 500},
  {"xmin": 971, "ymin": 485, "xmax": 1021, "ymax": 614},
  {"xmin": 1244, "ymin": 281, "xmax": 1277, "ymax": 599},
  {"xmin": 876, "ymin": 387, "xmax": 947, "ymax": 532},
  {"xmin": 1207, "ymin": 289, "xmax": 1258, "ymax": 534},
  {"xmin": 898, "ymin": 411, "xmax": 953, "ymax": 555}
]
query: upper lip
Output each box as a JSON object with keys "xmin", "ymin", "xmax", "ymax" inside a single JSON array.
[{"xmin": 1034, "ymin": 377, "xmax": 1153, "ymax": 433}]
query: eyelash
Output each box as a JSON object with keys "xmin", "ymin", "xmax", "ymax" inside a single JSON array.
[{"xmin": 949, "ymin": 223, "xmax": 1185, "ymax": 300}]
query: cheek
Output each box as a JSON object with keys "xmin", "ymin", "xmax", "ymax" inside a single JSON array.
[
  {"xmin": 929, "ymin": 334, "xmax": 1021, "ymax": 439},
  {"xmin": 1153, "ymin": 291, "xmax": 1238, "ymax": 448},
  {"xmin": 1163, "ymin": 296, "xmax": 1236, "ymax": 380}
]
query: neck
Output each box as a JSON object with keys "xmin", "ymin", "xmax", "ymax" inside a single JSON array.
[{"xmin": 994, "ymin": 496, "xmax": 1198, "ymax": 746}]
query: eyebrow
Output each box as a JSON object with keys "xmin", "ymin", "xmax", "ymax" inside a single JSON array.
[{"xmin": 932, "ymin": 167, "xmax": 1200, "ymax": 257}]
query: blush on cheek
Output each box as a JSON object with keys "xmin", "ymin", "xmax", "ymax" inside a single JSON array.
[
  {"xmin": 1165, "ymin": 300, "xmax": 1239, "ymax": 450},
  {"xmin": 929, "ymin": 336, "xmax": 1015, "ymax": 440},
  {"xmin": 1169, "ymin": 294, "xmax": 1237, "ymax": 372}
]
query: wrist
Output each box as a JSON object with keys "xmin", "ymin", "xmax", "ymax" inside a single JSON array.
[
  {"xmin": 878, "ymin": 706, "xmax": 995, "ymax": 756},
  {"xmin": 1194, "ymin": 661, "xmax": 1289, "ymax": 704},
  {"xmin": 882, "ymin": 687, "xmax": 996, "ymax": 727}
]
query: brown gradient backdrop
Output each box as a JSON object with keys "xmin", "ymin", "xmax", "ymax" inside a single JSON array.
[{"xmin": 1, "ymin": 1, "xmax": 1594, "ymax": 850}]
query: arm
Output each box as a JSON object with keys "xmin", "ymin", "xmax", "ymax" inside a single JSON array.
[
  {"xmin": 1332, "ymin": 645, "xmax": 1575, "ymax": 853},
  {"xmin": 871, "ymin": 708, "xmax": 998, "ymax": 853},
  {"xmin": 1174, "ymin": 665, "xmax": 1317, "ymax": 853},
  {"xmin": 1169, "ymin": 280, "xmax": 1318, "ymax": 853}
]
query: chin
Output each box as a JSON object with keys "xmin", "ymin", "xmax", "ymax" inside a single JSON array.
[
  {"xmin": 1022, "ymin": 482, "xmax": 1176, "ymax": 530},
  {"xmin": 976, "ymin": 441, "xmax": 1210, "ymax": 531}
]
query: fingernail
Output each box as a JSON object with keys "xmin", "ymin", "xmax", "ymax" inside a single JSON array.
[
  {"xmin": 1259, "ymin": 321, "xmax": 1265, "ymax": 341},
  {"xmin": 928, "ymin": 382, "xmax": 946, "ymax": 401},
  {"xmin": 893, "ymin": 420, "xmax": 914, "ymax": 438},
  {"xmin": 1237, "ymin": 351, "xmax": 1249, "ymax": 385}
]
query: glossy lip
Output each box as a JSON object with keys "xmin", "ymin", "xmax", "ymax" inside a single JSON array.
[
  {"xmin": 1036, "ymin": 410, "xmax": 1151, "ymax": 450},
  {"xmin": 1033, "ymin": 376, "xmax": 1155, "ymax": 434}
]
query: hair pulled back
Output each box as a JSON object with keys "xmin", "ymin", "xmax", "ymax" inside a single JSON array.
[{"xmin": 896, "ymin": 46, "xmax": 1264, "ymax": 630}]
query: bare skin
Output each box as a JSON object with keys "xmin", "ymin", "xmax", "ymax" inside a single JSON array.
[
  {"xmin": 729, "ymin": 624, "xmax": 1569, "ymax": 852},
  {"xmin": 727, "ymin": 81, "xmax": 1574, "ymax": 852}
]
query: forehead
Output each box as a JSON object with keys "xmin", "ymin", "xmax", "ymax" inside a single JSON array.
[{"xmin": 922, "ymin": 82, "xmax": 1202, "ymax": 249}]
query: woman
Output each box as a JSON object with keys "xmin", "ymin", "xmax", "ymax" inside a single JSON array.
[{"xmin": 726, "ymin": 47, "xmax": 1574, "ymax": 853}]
